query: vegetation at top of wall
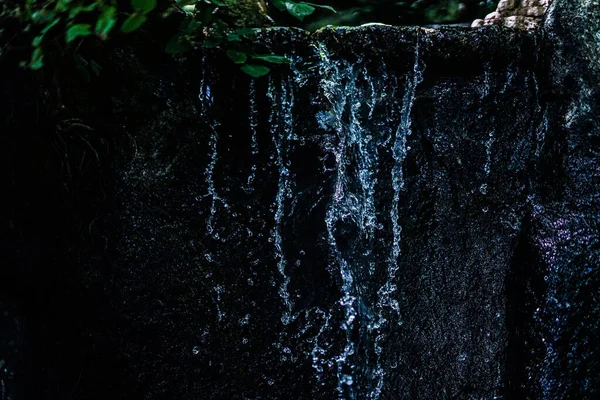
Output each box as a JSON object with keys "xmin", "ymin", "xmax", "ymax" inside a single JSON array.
[
  {"xmin": 0, "ymin": 1, "xmax": 496, "ymax": 77},
  {"xmin": 165, "ymin": 0, "xmax": 337, "ymax": 76},
  {"xmin": 0, "ymin": 0, "xmax": 338, "ymax": 77}
]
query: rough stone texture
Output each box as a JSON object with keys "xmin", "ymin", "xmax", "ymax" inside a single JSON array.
[
  {"xmin": 1, "ymin": 0, "xmax": 599, "ymax": 399},
  {"xmin": 472, "ymin": 0, "xmax": 551, "ymax": 29},
  {"xmin": 504, "ymin": 0, "xmax": 600, "ymax": 398}
]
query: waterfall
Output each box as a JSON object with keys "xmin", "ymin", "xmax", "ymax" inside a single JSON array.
[
  {"xmin": 315, "ymin": 32, "xmax": 423, "ymax": 399},
  {"xmin": 268, "ymin": 75, "xmax": 296, "ymax": 326},
  {"xmin": 189, "ymin": 30, "xmax": 534, "ymax": 399}
]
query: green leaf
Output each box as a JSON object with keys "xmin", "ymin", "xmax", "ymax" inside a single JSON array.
[
  {"xmin": 202, "ymin": 35, "xmax": 222, "ymax": 48},
  {"xmin": 285, "ymin": 1, "xmax": 315, "ymax": 21},
  {"xmin": 32, "ymin": 35, "xmax": 43, "ymax": 47},
  {"xmin": 81, "ymin": 3, "xmax": 99, "ymax": 12},
  {"xmin": 251, "ymin": 54, "xmax": 291, "ymax": 64},
  {"xmin": 95, "ymin": 7, "xmax": 117, "ymax": 38},
  {"xmin": 121, "ymin": 13, "xmax": 147, "ymax": 33},
  {"xmin": 197, "ymin": 6, "xmax": 215, "ymax": 25},
  {"xmin": 210, "ymin": 0, "xmax": 234, "ymax": 6},
  {"xmin": 66, "ymin": 24, "xmax": 91, "ymax": 43},
  {"xmin": 68, "ymin": 4, "xmax": 97, "ymax": 19},
  {"xmin": 227, "ymin": 50, "xmax": 247, "ymax": 64},
  {"xmin": 30, "ymin": 47, "xmax": 44, "ymax": 70},
  {"xmin": 300, "ymin": 2, "xmax": 336, "ymax": 13},
  {"xmin": 241, "ymin": 64, "xmax": 270, "ymax": 78},
  {"xmin": 179, "ymin": 17, "xmax": 201, "ymax": 34},
  {"xmin": 235, "ymin": 28, "xmax": 258, "ymax": 38},
  {"xmin": 165, "ymin": 36, "xmax": 193, "ymax": 54},
  {"xmin": 41, "ymin": 17, "xmax": 61, "ymax": 34},
  {"xmin": 226, "ymin": 32, "xmax": 241, "ymax": 42},
  {"xmin": 31, "ymin": 10, "xmax": 56, "ymax": 23},
  {"xmin": 271, "ymin": 0, "xmax": 286, "ymax": 11},
  {"xmin": 131, "ymin": 0, "xmax": 157, "ymax": 13},
  {"xmin": 54, "ymin": 0, "xmax": 70, "ymax": 12}
]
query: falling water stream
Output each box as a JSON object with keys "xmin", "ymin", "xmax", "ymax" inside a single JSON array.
[
  {"xmin": 314, "ymin": 35, "xmax": 423, "ymax": 399},
  {"xmin": 186, "ymin": 17, "xmax": 598, "ymax": 399},
  {"xmin": 269, "ymin": 74, "xmax": 296, "ymax": 327}
]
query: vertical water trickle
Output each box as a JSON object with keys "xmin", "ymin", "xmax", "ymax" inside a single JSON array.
[
  {"xmin": 205, "ymin": 127, "xmax": 221, "ymax": 238},
  {"xmin": 198, "ymin": 63, "xmax": 227, "ymax": 239},
  {"xmin": 532, "ymin": 73, "xmax": 548, "ymax": 160},
  {"xmin": 481, "ymin": 68, "xmax": 495, "ymax": 197},
  {"xmin": 311, "ymin": 308, "xmax": 333, "ymax": 382},
  {"xmin": 385, "ymin": 33, "xmax": 422, "ymax": 318},
  {"xmin": 316, "ymin": 33, "xmax": 423, "ymax": 399},
  {"xmin": 321, "ymin": 47, "xmax": 357, "ymax": 399},
  {"xmin": 245, "ymin": 80, "xmax": 259, "ymax": 192},
  {"xmin": 214, "ymin": 284, "xmax": 224, "ymax": 322},
  {"xmin": 372, "ymin": 33, "xmax": 423, "ymax": 400},
  {"xmin": 268, "ymin": 75, "xmax": 296, "ymax": 327},
  {"xmin": 318, "ymin": 42, "xmax": 369, "ymax": 399}
]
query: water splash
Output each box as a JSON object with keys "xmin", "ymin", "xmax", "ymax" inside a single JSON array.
[
  {"xmin": 214, "ymin": 284, "xmax": 224, "ymax": 322},
  {"xmin": 268, "ymin": 74, "xmax": 296, "ymax": 326},
  {"xmin": 481, "ymin": 68, "xmax": 495, "ymax": 195},
  {"xmin": 310, "ymin": 308, "xmax": 333, "ymax": 382},
  {"xmin": 245, "ymin": 80, "xmax": 259, "ymax": 192},
  {"xmin": 198, "ymin": 63, "xmax": 227, "ymax": 238},
  {"xmin": 318, "ymin": 44, "xmax": 362, "ymax": 399},
  {"xmin": 372, "ymin": 33, "xmax": 423, "ymax": 399},
  {"xmin": 317, "ymin": 33, "xmax": 423, "ymax": 399}
]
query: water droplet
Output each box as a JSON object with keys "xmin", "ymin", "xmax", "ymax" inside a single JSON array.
[{"xmin": 192, "ymin": 346, "xmax": 200, "ymax": 355}]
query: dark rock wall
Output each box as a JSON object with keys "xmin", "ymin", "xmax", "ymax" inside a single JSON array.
[
  {"xmin": 1, "ymin": 0, "xmax": 599, "ymax": 399},
  {"xmin": 504, "ymin": 0, "xmax": 600, "ymax": 398}
]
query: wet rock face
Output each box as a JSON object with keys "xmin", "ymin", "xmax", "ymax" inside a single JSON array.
[
  {"xmin": 2, "ymin": 0, "xmax": 600, "ymax": 399},
  {"xmin": 472, "ymin": 0, "xmax": 552, "ymax": 29},
  {"xmin": 111, "ymin": 26, "xmax": 541, "ymax": 399},
  {"xmin": 508, "ymin": 0, "xmax": 600, "ymax": 398}
]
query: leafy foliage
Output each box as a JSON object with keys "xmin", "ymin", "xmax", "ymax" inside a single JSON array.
[
  {"xmin": 1, "ymin": 1, "xmax": 495, "ymax": 76},
  {"xmin": 6, "ymin": 0, "xmax": 158, "ymax": 70},
  {"xmin": 164, "ymin": 0, "xmax": 335, "ymax": 76}
]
